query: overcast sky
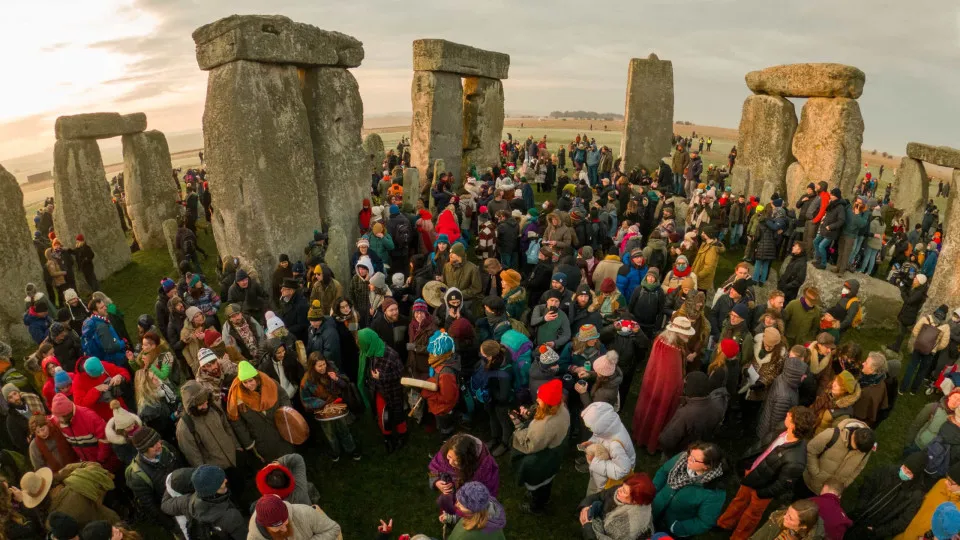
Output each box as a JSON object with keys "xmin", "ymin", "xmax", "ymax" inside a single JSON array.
[{"xmin": 2, "ymin": 0, "xmax": 958, "ymax": 160}]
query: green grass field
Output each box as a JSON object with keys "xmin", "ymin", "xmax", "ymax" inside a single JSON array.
[{"xmin": 13, "ymin": 128, "xmax": 935, "ymax": 538}]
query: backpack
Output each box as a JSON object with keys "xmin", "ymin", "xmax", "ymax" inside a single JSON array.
[
  {"xmin": 526, "ymin": 239, "xmax": 541, "ymax": 265},
  {"xmin": 394, "ymin": 220, "xmax": 412, "ymax": 250},
  {"xmin": 186, "ymin": 495, "xmax": 232, "ymax": 540},
  {"xmin": 845, "ymin": 298, "xmax": 864, "ymax": 329},
  {"xmin": 926, "ymin": 435, "xmax": 952, "ymax": 478},
  {"xmin": 647, "ymin": 247, "xmax": 667, "ymax": 274},
  {"xmin": 915, "ymin": 318, "xmax": 941, "ymax": 355}
]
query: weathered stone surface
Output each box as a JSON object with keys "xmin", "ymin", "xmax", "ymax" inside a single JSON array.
[
  {"xmin": 0, "ymin": 164, "xmax": 45, "ymax": 345},
  {"xmin": 801, "ymin": 263, "xmax": 901, "ymax": 330},
  {"xmin": 203, "ymin": 60, "xmax": 319, "ymax": 287},
  {"xmin": 620, "ymin": 54, "xmax": 674, "ymax": 173},
  {"xmin": 410, "ymin": 71, "xmax": 463, "ymax": 187},
  {"xmin": 162, "ymin": 219, "xmax": 178, "ymax": 269},
  {"xmin": 746, "ymin": 63, "xmax": 865, "ymax": 99},
  {"xmin": 52, "ymin": 139, "xmax": 131, "ymax": 279},
  {"xmin": 461, "ymin": 77, "xmax": 505, "ymax": 187},
  {"xmin": 729, "ymin": 95, "xmax": 797, "ymax": 198},
  {"xmin": 792, "ymin": 97, "xmax": 864, "ymax": 196},
  {"xmin": 785, "ymin": 162, "xmax": 808, "ymax": 210},
  {"xmin": 906, "ymin": 142, "xmax": 960, "ymax": 169},
  {"xmin": 302, "ymin": 67, "xmax": 368, "ymax": 282},
  {"xmin": 193, "ymin": 15, "xmax": 364, "ymax": 71},
  {"xmin": 890, "ymin": 157, "xmax": 929, "ymax": 228},
  {"xmin": 413, "ymin": 39, "xmax": 509, "ymax": 80},
  {"xmin": 122, "ymin": 130, "xmax": 179, "ymax": 249},
  {"xmin": 403, "ymin": 167, "xmax": 421, "ymax": 210},
  {"xmin": 925, "ymin": 168, "xmax": 960, "ymax": 316},
  {"xmin": 363, "ymin": 133, "xmax": 385, "ymax": 174},
  {"xmin": 55, "ymin": 112, "xmax": 146, "ymax": 140}
]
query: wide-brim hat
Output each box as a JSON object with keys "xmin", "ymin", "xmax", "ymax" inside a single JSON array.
[
  {"xmin": 666, "ymin": 316, "xmax": 697, "ymax": 336},
  {"xmin": 20, "ymin": 467, "xmax": 53, "ymax": 508},
  {"xmin": 422, "ymin": 280, "xmax": 447, "ymax": 308}
]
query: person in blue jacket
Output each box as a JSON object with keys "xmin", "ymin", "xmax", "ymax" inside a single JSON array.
[{"xmin": 616, "ymin": 249, "xmax": 648, "ymax": 301}]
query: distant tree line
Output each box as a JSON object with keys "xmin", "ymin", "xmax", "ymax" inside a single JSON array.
[{"xmin": 548, "ymin": 111, "xmax": 624, "ymax": 120}]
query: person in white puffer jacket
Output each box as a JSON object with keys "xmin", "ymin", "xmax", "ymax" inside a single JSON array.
[{"xmin": 580, "ymin": 401, "xmax": 636, "ymax": 495}]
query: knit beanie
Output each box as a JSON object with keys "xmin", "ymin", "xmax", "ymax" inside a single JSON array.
[
  {"xmin": 80, "ymin": 521, "xmax": 113, "ymax": 540},
  {"xmin": 235, "ymin": 269, "xmax": 249, "ymax": 282},
  {"xmin": 830, "ymin": 187, "xmax": 842, "ymax": 198},
  {"xmin": 51, "ymin": 393, "xmax": 73, "ymax": 416},
  {"xmin": 185, "ymin": 306, "xmax": 202, "ymax": 321},
  {"xmin": 450, "ymin": 242, "xmax": 466, "ymax": 258},
  {"xmin": 499, "ymin": 270, "xmax": 521, "ymax": 291},
  {"xmin": 616, "ymin": 319, "xmax": 639, "ymax": 335},
  {"xmin": 456, "ymin": 481, "xmax": 491, "ymax": 513},
  {"xmin": 307, "ymin": 300, "xmax": 325, "ymax": 321},
  {"xmin": 577, "ymin": 324, "xmax": 600, "ymax": 342},
  {"xmin": 110, "ymin": 399, "xmax": 139, "ymax": 431},
  {"xmin": 356, "ymin": 236, "xmax": 370, "ymax": 248},
  {"xmin": 131, "ymin": 426, "xmax": 161, "ymax": 454},
  {"xmin": 160, "ymin": 278, "xmax": 176, "ymax": 294},
  {"xmin": 762, "ymin": 327, "xmax": 781, "ymax": 349},
  {"xmin": 370, "ymin": 272, "xmax": 387, "ymax": 290},
  {"xmin": 579, "ymin": 246, "xmax": 594, "ymax": 260},
  {"xmin": 538, "ymin": 345, "xmax": 560, "ymax": 366},
  {"xmin": 731, "ymin": 303, "xmax": 750, "ymax": 321},
  {"xmin": 917, "ymin": 274, "xmax": 928, "ymax": 285},
  {"xmin": 600, "ymin": 278, "xmax": 616, "ymax": 294},
  {"xmin": 63, "ymin": 288, "xmax": 78, "ymax": 302},
  {"xmin": 413, "ymin": 299, "xmax": 429, "ymax": 313},
  {"xmin": 237, "ymin": 361, "xmax": 258, "ymax": 381},
  {"xmin": 427, "ymin": 330, "xmax": 455, "ymax": 356},
  {"xmin": 255, "ymin": 494, "xmax": 289, "ymax": 527},
  {"xmin": 381, "ymin": 297, "xmax": 398, "ymax": 312},
  {"xmin": 389, "ymin": 204, "xmax": 400, "ymax": 216},
  {"xmin": 47, "ymin": 512, "xmax": 80, "ymax": 540},
  {"xmin": 265, "ymin": 312, "xmax": 285, "ymax": 335},
  {"xmin": 683, "ymin": 371, "xmax": 711, "ymax": 398},
  {"xmin": 84, "ymin": 357, "xmax": 104, "ymax": 378},
  {"xmin": 719, "ymin": 338, "xmax": 740, "ymax": 359},
  {"xmin": 538, "ymin": 379, "xmax": 563, "ymax": 406},
  {"xmin": 482, "ymin": 295, "xmax": 505, "ymax": 315},
  {"xmin": 837, "ymin": 370, "xmax": 857, "ymax": 393},
  {"xmin": 198, "ymin": 348, "xmax": 218, "ymax": 367},
  {"xmin": 1, "ymin": 383, "xmax": 18, "ymax": 401},
  {"xmin": 551, "ymin": 272, "xmax": 567, "ymax": 286},
  {"xmin": 203, "ymin": 328, "xmax": 222, "ymax": 348},
  {"xmin": 192, "ymin": 465, "xmax": 226, "ymax": 499},
  {"xmin": 593, "ymin": 351, "xmax": 619, "ymax": 377},
  {"xmin": 933, "ymin": 502, "xmax": 960, "ymax": 540},
  {"xmin": 54, "ymin": 368, "xmax": 71, "ymax": 389}
]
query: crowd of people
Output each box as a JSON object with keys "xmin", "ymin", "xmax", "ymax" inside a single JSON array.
[{"xmin": 4, "ymin": 132, "xmax": 960, "ymax": 540}]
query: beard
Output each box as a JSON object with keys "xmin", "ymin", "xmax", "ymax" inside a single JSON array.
[{"xmin": 190, "ymin": 405, "xmax": 211, "ymax": 416}]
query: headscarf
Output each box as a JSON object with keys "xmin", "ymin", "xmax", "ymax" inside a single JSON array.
[{"xmin": 357, "ymin": 329, "xmax": 385, "ymax": 411}]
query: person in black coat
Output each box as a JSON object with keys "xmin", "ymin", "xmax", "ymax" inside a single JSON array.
[
  {"xmin": 495, "ymin": 212, "xmax": 520, "ymax": 270},
  {"xmin": 275, "ymin": 278, "xmax": 309, "ymax": 343},
  {"xmin": 847, "ymin": 451, "xmax": 934, "ymax": 540},
  {"xmin": 628, "ymin": 268, "xmax": 665, "ymax": 338},
  {"xmin": 599, "ymin": 318, "xmax": 650, "ymax": 407},
  {"xmin": 568, "ymin": 285, "xmax": 603, "ymax": 337},
  {"xmin": 305, "ymin": 303, "xmax": 341, "ymax": 365},
  {"xmin": 813, "ymin": 190, "xmax": 848, "ymax": 269},
  {"xmin": 73, "ymin": 235, "xmax": 99, "ymax": 292},
  {"xmin": 227, "ymin": 269, "xmax": 270, "ymax": 325},
  {"xmin": 524, "ymin": 249, "xmax": 555, "ymax": 307},
  {"xmin": 258, "ymin": 337, "xmax": 305, "ymax": 403},
  {"xmin": 888, "ymin": 274, "xmax": 930, "ymax": 352},
  {"xmin": 368, "ymin": 298, "xmax": 408, "ymax": 354},
  {"xmin": 777, "ymin": 242, "xmax": 808, "ymax": 302},
  {"xmin": 658, "ymin": 372, "xmax": 728, "ymax": 456}
]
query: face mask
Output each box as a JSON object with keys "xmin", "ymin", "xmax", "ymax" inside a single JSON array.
[
  {"xmin": 841, "ymin": 287, "xmax": 850, "ymax": 295},
  {"xmin": 676, "ymin": 263, "xmax": 687, "ymax": 271},
  {"xmin": 898, "ymin": 467, "xmax": 913, "ymax": 482}
]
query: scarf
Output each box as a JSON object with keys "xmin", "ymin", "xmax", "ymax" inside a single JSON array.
[
  {"xmin": 196, "ymin": 367, "xmax": 225, "ymax": 401},
  {"xmin": 666, "ymin": 452, "xmax": 724, "ymax": 490},
  {"xmin": 63, "ymin": 463, "xmax": 115, "ymax": 501},
  {"xmin": 226, "ymin": 375, "xmax": 279, "ymax": 421},
  {"xmin": 357, "ymin": 329, "xmax": 385, "ymax": 411},
  {"xmin": 641, "ymin": 279, "xmax": 659, "ymax": 291},
  {"xmin": 671, "ymin": 264, "xmax": 692, "ymax": 278},
  {"xmin": 36, "ymin": 424, "xmax": 78, "ymax": 474},
  {"xmin": 428, "ymin": 351, "xmax": 453, "ymax": 371},
  {"xmin": 234, "ymin": 320, "xmax": 259, "ymax": 359},
  {"xmin": 859, "ymin": 372, "xmax": 885, "ymax": 388}
]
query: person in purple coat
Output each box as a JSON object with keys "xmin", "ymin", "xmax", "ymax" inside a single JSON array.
[{"xmin": 428, "ymin": 433, "xmax": 500, "ymax": 515}]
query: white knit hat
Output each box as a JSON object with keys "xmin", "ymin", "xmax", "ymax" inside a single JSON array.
[
  {"xmin": 265, "ymin": 312, "xmax": 285, "ymax": 336},
  {"xmin": 198, "ymin": 348, "xmax": 218, "ymax": 367}
]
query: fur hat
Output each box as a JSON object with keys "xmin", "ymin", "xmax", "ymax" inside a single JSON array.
[
  {"xmin": 256, "ymin": 463, "xmax": 295, "ymax": 500},
  {"xmin": 593, "ymin": 351, "xmax": 619, "ymax": 377},
  {"xmin": 500, "ymin": 269, "xmax": 521, "ymax": 290}
]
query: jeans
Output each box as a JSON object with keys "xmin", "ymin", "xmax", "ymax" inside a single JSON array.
[
  {"xmin": 729, "ymin": 223, "xmax": 744, "ymax": 246},
  {"xmin": 673, "ymin": 172, "xmax": 684, "ymax": 195},
  {"xmin": 587, "ymin": 164, "xmax": 599, "ymax": 186},
  {"xmin": 320, "ymin": 417, "xmax": 357, "ymax": 457},
  {"xmin": 849, "ymin": 236, "xmax": 865, "ymax": 265},
  {"xmin": 753, "ymin": 259, "xmax": 771, "ymax": 284},
  {"xmin": 814, "ymin": 235, "xmax": 833, "ymax": 266},
  {"xmin": 500, "ymin": 252, "xmax": 516, "ymax": 270},
  {"xmin": 901, "ymin": 350, "xmax": 937, "ymax": 393},
  {"xmin": 859, "ymin": 247, "xmax": 879, "ymax": 274}
]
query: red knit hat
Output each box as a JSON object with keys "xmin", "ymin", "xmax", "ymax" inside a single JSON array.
[
  {"xmin": 538, "ymin": 379, "xmax": 563, "ymax": 407},
  {"xmin": 600, "ymin": 278, "xmax": 616, "ymax": 294},
  {"xmin": 75, "ymin": 234, "xmax": 84, "ymax": 242},
  {"xmin": 51, "ymin": 393, "xmax": 73, "ymax": 416},
  {"xmin": 203, "ymin": 328, "xmax": 222, "ymax": 348},
  {"xmin": 255, "ymin": 463, "xmax": 295, "ymax": 500},
  {"xmin": 255, "ymin": 494, "xmax": 289, "ymax": 527},
  {"xmin": 720, "ymin": 338, "xmax": 740, "ymax": 359}
]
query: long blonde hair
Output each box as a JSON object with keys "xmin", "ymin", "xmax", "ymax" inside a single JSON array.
[
  {"xmin": 134, "ymin": 369, "xmax": 161, "ymax": 412},
  {"xmin": 461, "ymin": 507, "xmax": 490, "ymax": 531}
]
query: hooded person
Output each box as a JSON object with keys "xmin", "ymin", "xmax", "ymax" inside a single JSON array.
[
  {"xmin": 428, "ymin": 433, "xmax": 501, "ymax": 516},
  {"xmin": 225, "ymin": 361, "xmax": 293, "ymax": 463},
  {"xmin": 895, "ymin": 460, "xmax": 960, "ymax": 540},
  {"xmin": 756, "ymin": 355, "xmax": 808, "ymax": 439},
  {"xmin": 581, "ymin": 401, "xmax": 637, "ymax": 496},
  {"xmin": 358, "ymin": 328, "xmax": 408, "ymax": 452},
  {"xmin": 177, "ymin": 379, "xmax": 239, "ymax": 470},
  {"xmin": 658, "ymin": 371, "xmax": 728, "ymax": 456},
  {"xmin": 258, "ymin": 337, "xmax": 305, "ymax": 402},
  {"xmin": 247, "ymin": 494, "xmax": 341, "ymax": 540}
]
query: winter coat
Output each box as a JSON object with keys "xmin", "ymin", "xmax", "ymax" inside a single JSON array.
[
  {"xmin": 162, "ymin": 490, "xmax": 247, "ymax": 540},
  {"xmin": 756, "ymin": 357, "xmax": 807, "ymax": 439},
  {"xmin": 183, "ymin": 284, "xmax": 222, "ymax": 317},
  {"xmin": 51, "ymin": 330, "xmax": 83, "ymax": 372},
  {"xmin": 227, "ymin": 375, "xmax": 294, "ymax": 462},
  {"xmin": 258, "ymin": 338, "xmax": 305, "ymax": 399},
  {"xmin": 741, "ymin": 432, "xmax": 808, "ymax": 500},
  {"xmin": 803, "ymin": 418, "xmax": 872, "ymax": 493},
  {"xmin": 898, "ymin": 282, "xmax": 929, "ymax": 327},
  {"xmin": 60, "ymin": 403, "xmax": 112, "ymax": 464},
  {"xmin": 370, "ymin": 346, "xmax": 405, "ymax": 411},
  {"xmin": 248, "ymin": 501, "xmax": 341, "ymax": 540},
  {"xmin": 446, "ymin": 502, "xmax": 507, "ymax": 540},
  {"xmin": 852, "ymin": 374, "xmax": 889, "ymax": 427},
  {"xmin": 755, "ymin": 214, "xmax": 786, "ymax": 261},
  {"xmin": 421, "ymin": 354, "xmax": 461, "ymax": 415},
  {"xmin": 276, "ymin": 290, "xmax": 309, "ymax": 343},
  {"xmin": 895, "ymin": 478, "xmax": 960, "ymax": 540},
  {"xmin": 221, "ymin": 315, "xmax": 266, "ymax": 360},
  {"xmin": 658, "ymin": 388, "xmax": 728, "ymax": 456},
  {"xmin": 580, "ymin": 367, "xmax": 623, "ymax": 411},
  {"xmin": 627, "ymin": 285, "xmax": 664, "ymax": 332},
  {"xmin": 743, "ymin": 340, "xmax": 786, "ymax": 402},
  {"xmin": 126, "ymin": 443, "xmax": 182, "ymax": 518},
  {"xmin": 671, "ymin": 149, "xmax": 691, "ymax": 178},
  {"xmin": 582, "ymin": 402, "xmax": 636, "ymax": 493},
  {"xmin": 443, "ymin": 261, "xmax": 482, "ymax": 301},
  {"xmin": 48, "ymin": 463, "xmax": 121, "ymax": 528},
  {"xmin": 176, "ymin": 381, "xmax": 238, "ymax": 469},
  {"xmin": 530, "ymin": 305, "xmax": 572, "ymax": 350},
  {"xmin": 81, "ymin": 314, "xmax": 127, "ymax": 366},
  {"xmin": 782, "ymin": 298, "xmax": 820, "ymax": 346},
  {"xmin": 907, "ymin": 396, "xmax": 956, "ymax": 451},
  {"xmin": 817, "ymin": 199, "xmax": 847, "ymax": 241},
  {"xmin": 850, "ymin": 465, "xmax": 928, "ymax": 540},
  {"xmin": 692, "ymin": 240, "xmax": 724, "ymax": 291},
  {"xmin": 22, "ymin": 307, "xmax": 51, "ymax": 345},
  {"xmin": 227, "ymin": 279, "xmax": 270, "ymax": 322},
  {"xmin": 428, "ymin": 434, "xmax": 500, "ymax": 499},
  {"xmin": 592, "ymin": 256, "xmax": 623, "ymax": 294},
  {"xmin": 750, "ymin": 509, "xmax": 825, "ymax": 540},
  {"xmin": 777, "ymin": 254, "xmax": 808, "ymax": 301},
  {"xmin": 495, "ymin": 217, "xmax": 520, "ymax": 255},
  {"xmin": 616, "ymin": 262, "xmax": 648, "ymax": 302},
  {"xmin": 305, "ymin": 317, "xmax": 341, "ymax": 366},
  {"xmin": 511, "ymin": 403, "xmax": 571, "ymax": 487},
  {"xmin": 842, "ymin": 205, "xmax": 868, "ymax": 238},
  {"xmin": 544, "ymin": 221, "xmax": 577, "ymax": 251},
  {"xmin": 652, "ymin": 453, "xmax": 727, "ymax": 537},
  {"xmin": 71, "ymin": 361, "xmax": 131, "ymax": 421}
]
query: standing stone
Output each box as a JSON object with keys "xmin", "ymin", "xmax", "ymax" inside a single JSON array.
[
  {"xmin": 410, "ymin": 71, "xmax": 463, "ymax": 185},
  {"xmin": 202, "ymin": 60, "xmax": 319, "ymax": 287},
  {"xmin": 620, "ymin": 54, "xmax": 674, "ymax": 173},
  {"xmin": 785, "ymin": 162, "xmax": 808, "ymax": 209},
  {"xmin": 403, "ymin": 167, "xmax": 421, "ymax": 210},
  {"xmin": 363, "ymin": 133, "xmax": 385, "ymax": 174},
  {"xmin": 890, "ymin": 157, "xmax": 929, "ymax": 228},
  {"xmin": 302, "ymin": 67, "xmax": 368, "ymax": 282},
  {"xmin": 52, "ymin": 139, "xmax": 131, "ymax": 279},
  {"xmin": 162, "ymin": 219, "xmax": 179, "ymax": 269},
  {"xmin": 729, "ymin": 95, "xmax": 797, "ymax": 198},
  {"xmin": 745, "ymin": 63, "xmax": 865, "ymax": 99},
  {"xmin": 429, "ymin": 158, "xmax": 445, "ymax": 213},
  {"xmin": 791, "ymin": 97, "xmax": 864, "ymax": 196},
  {"xmin": 0, "ymin": 164, "xmax": 45, "ymax": 345},
  {"xmin": 925, "ymin": 169, "xmax": 960, "ymax": 315},
  {"xmin": 462, "ymin": 77, "xmax": 505, "ymax": 183},
  {"xmin": 122, "ymin": 130, "xmax": 179, "ymax": 249}
]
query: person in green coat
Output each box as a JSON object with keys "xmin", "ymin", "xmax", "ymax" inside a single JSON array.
[
  {"xmin": 439, "ymin": 481, "xmax": 507, "ymax": 539},
  {"xmin": 652, "ymin": 442, "xmax": 727, "ymax": 537}
]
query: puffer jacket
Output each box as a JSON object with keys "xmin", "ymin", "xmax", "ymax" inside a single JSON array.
[
  {"xmin": 741, "ymin": 431, "xmax": 807, "ymax": 500},
  {"xmin": 582, "ymin": 402, "xmax": 636, "ymax": 493},
  {"xmin": 176, "ymin": 381, "xmax": 238, "ymax": 469},
  {"xmin": 652, "ymin": 452, "xmax": 727, "ymax": 537},
  {"xmin": 907, "ymin": 394, "xmax": 958, "ymax": 451},
  {"xmin": 161, "ymin": 489, "xmax": 248, "ymax": 540},
  {"xmin": 579, "ymin": 366, "xmax": 623, "ymax": 411},
  {"xmin": 756, "ymin": 357, "xmax": 807, "ymax": 439},
  {"xmin": 658, "ymin": 388, "xmax": 728, "ymax": 456},
  {"xmin": 754, "ymin": 210, "xmax": 787, "ymax": 261},
  {"xmin": 898, "ymin": 281, "xmax": 929, "ymax": 327},
  {"xmin": 817, "ymin": 199, "xmax": 847, "ymax": 241},
  {"xmin": 803, "ymin": 417, "xmax": 872, "ymax": 493}
]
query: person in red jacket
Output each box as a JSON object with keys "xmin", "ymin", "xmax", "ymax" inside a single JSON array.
[
  {"xmin": 71, "ymin": 357, "xmax": 131, "ymax": 421},
  {"xmin": 50, "ymin": 393, "xmax": 117, "ymax": 470},
  {"xmin": 421, "ymin": 331, "xmax": 461, "ymax": 437},
  {"xmin": 40, "ymin": 356, "xmax": 64, "ymax": 408},
  {"xmin": 805, "ymin": 181, "xmax": 831, "ymax": 257},
  {"xmin": 808, "ymin": 481, "xmax": 852, "ymax": 540}
]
